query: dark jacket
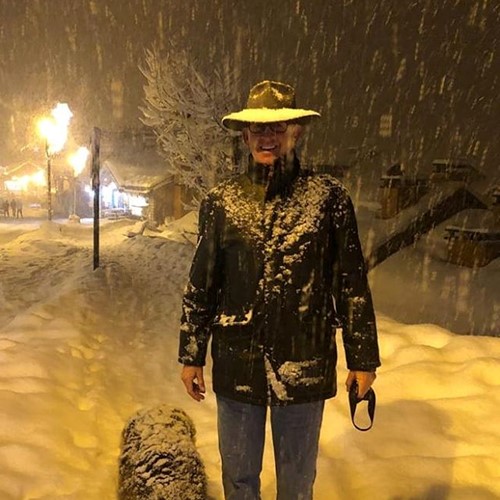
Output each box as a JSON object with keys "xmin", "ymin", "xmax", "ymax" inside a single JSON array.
[{"xmin": 178, "ymin": 155, "xmax": 380, "ymax": 406}]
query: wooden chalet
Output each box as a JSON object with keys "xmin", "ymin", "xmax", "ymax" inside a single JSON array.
[{"xmin": 99, "ymin": 128, "xmax": 185, "ymax": 225}]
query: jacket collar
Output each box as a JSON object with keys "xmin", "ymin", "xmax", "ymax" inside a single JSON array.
[{"xmin": 247, "ymin": 153, "xmax": 301, "ymax": 200}]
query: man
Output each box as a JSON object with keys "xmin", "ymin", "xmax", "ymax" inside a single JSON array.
[{"xmin": 179, "ymin": 80, "xmax": 380, "ymax": 499}]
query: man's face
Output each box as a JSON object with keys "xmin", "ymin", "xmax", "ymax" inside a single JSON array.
[{"xmin": 243, "ymin": 122, "xmax": 302, "ymax": 165}]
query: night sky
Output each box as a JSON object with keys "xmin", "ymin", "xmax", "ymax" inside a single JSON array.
[{"xmin": 0, "ymin": 0, "xmax": 498, "ymax": 176}]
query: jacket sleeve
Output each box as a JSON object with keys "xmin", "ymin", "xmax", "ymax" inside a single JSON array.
[
  {"xmin": 178, "ymin": 194, "xmax": 221, "ymax": 366},
  {"xmin": 332, "ymin": 187, "xmax": 381, "ymax": 372}
]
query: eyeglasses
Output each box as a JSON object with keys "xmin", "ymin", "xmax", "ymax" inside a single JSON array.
[{"xmin": 248, "ymin": 122, "xmax": 288, "ymax": 135}]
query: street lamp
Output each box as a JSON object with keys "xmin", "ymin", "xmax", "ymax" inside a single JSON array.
[
  {"xmin": 37, "ymin": 103, "xmax": 73, "ymax": 221},
  {"xmin": 68, "ymin": 146, "xmax": 89, "ymax": 221}
]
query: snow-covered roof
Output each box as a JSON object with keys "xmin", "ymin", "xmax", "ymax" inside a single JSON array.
[
  {"xmin": 5, "ymin": 161, "xmax": 45, "ymax": 177},
  {"xmin": 432, "ymin": 158, "xmax": 476, "ymax": 168},
  {"xmin": 445, "ymin": 208, "xmax": 498, "ymax": 230},
  {"xmin": 100, "ymin": 130, "xmax": 173, "ymax": 193},
  {"xmin": 103, "ymin": 156, "xmax": 173, "ymax": 194}
]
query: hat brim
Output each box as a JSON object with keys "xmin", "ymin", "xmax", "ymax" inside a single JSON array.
[{"xmin": 222, "ymin": 108, "xmax": 320, "ymax": 131}]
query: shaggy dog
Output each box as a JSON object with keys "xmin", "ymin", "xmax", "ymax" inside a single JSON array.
[{"xmin": 118, "ymin": 405, "xmax": 207, "ymax": 499}]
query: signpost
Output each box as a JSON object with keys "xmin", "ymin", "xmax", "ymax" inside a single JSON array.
[{"xmin": 90, "ymin": 127, "xmax": 101, "ymax": 270}]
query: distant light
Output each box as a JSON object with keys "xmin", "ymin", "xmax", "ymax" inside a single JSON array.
[
  {"xmin": 84, "ymin": 184, "xmax": 95, "ymax": 198},
  {"xmin": 5, "ymin": 170, "xmax": 46, "ymax": 191},
  {"xmin": 32, "ymin": 170, "xmax": 46, "ymax": 186}
]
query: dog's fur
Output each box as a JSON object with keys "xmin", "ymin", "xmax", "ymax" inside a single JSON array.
[{"xmin": 118, "ymin": 405, "xmax": 207, "ymax": 500}]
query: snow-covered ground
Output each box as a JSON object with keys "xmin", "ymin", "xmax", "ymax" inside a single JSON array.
[{"xmin": 0, "ymin": 213, "xmax": 499, "ymax": 500}]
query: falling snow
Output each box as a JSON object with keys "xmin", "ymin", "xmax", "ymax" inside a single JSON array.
[{"xmin": 0, "ymin": 1, "xmax": 498, "ymax": 498}]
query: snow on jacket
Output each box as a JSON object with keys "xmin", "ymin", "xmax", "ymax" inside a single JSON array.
[{"xmin": 178, "ymin": 155, "xmax": 380, "ymax": 406}]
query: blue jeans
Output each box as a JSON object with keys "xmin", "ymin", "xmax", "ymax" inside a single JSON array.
[{"xmin": 217, "ymin": 395, "xmax": 325, "ymax": 500}]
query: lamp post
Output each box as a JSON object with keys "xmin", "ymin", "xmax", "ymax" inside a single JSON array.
[
  {"xmin": 38, "ymin": 103, "xmax": 73, "ymax": 221},
  {"xmin": 68, "ymin": 146, "xmax": 89, "ymax": 221}
]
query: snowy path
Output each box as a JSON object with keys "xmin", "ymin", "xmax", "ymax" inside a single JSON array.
[{"xmin": 0, "ymin": 223, "xmax": 197, "ymax": 498}]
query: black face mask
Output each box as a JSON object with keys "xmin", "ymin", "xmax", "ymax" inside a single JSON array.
[{"xmin": 349, "ymin": 380, "xmax": 376, "ymax": 432}]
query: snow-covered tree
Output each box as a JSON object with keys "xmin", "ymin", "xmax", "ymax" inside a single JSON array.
[{"xmin": 140, "ymin": 45, "xmax": 240, "ymax": 209}]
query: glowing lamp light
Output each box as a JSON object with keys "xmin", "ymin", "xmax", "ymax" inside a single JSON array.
[
  {"xmin": 37, "ymin": 102, "xmax": 74, "ymax": 220},
  {"xmin": 51, "ymin": 102, "xmax": 73, "ymax": 126},
  {"xmin": 68, "ymin": 147, "xmax": 90, "ymax": 177},
  {"xmin": 38, "ymin": 103, "xmax": 73, "ymax": 155}
]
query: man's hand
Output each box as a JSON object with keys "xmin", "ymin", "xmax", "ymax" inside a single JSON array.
[
  {"xmin": 181, "ymin": 365, "xmax": 206, "ymax": 402},
  {"xmin": 345, "ymin": 370, "xmax": 376, "ymax": 399}
]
